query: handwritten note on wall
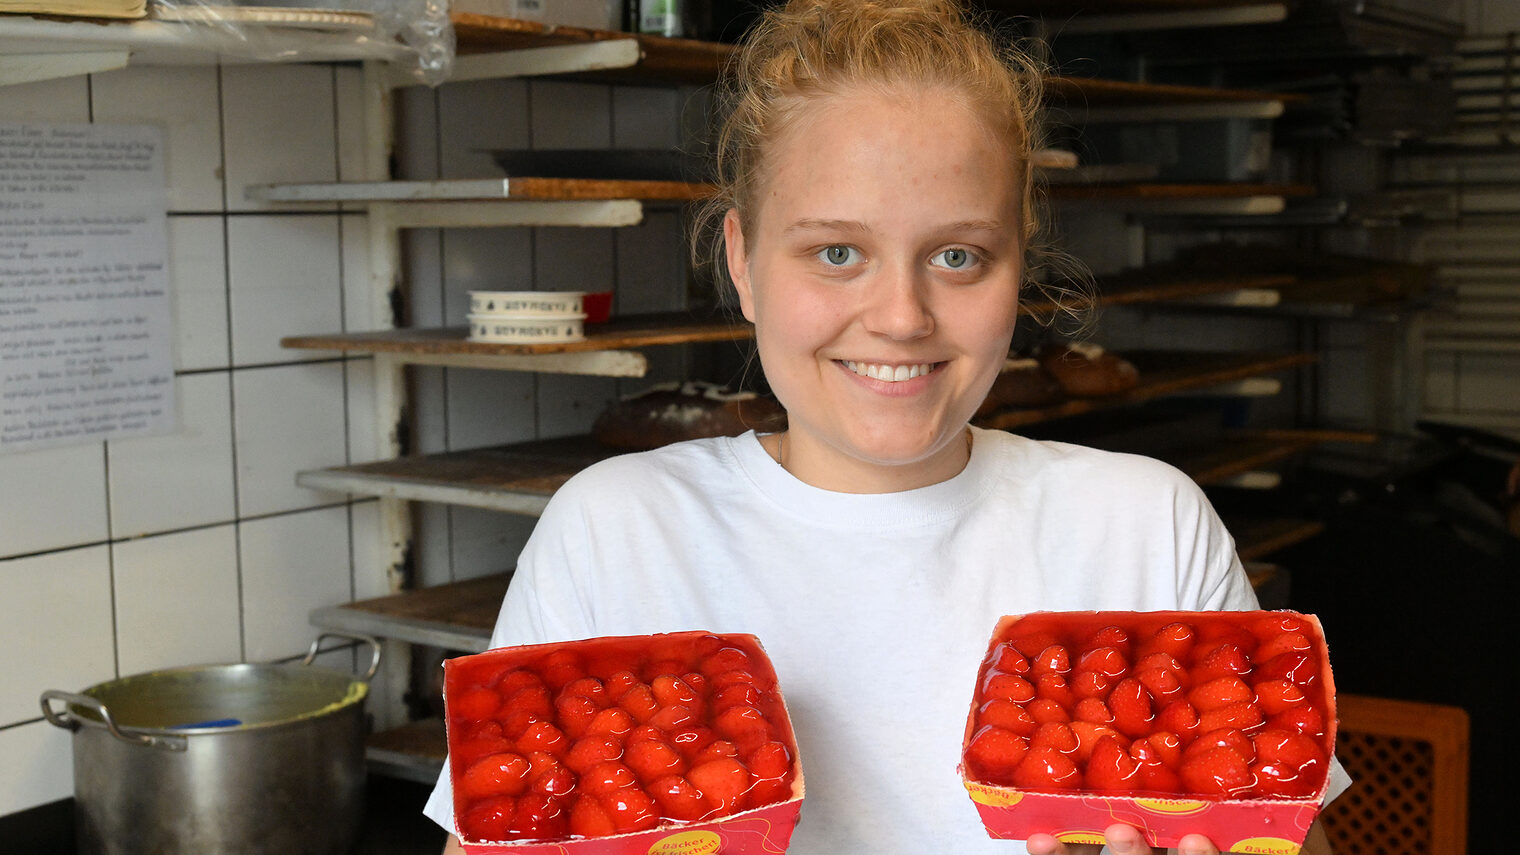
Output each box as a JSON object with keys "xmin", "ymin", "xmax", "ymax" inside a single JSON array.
[{"xmin": 0, "ymin": 122, "xmax": 175, "ymax": 454}]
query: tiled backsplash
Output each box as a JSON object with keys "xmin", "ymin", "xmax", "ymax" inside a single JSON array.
[{"xmin": 0, "ymin": 61, "xmax": 694, "ymax": 819}]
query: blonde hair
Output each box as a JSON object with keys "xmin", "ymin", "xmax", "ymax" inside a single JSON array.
[{"xmin": 692, "ymin": 0, "xmax": 1092, "ymax": 330}]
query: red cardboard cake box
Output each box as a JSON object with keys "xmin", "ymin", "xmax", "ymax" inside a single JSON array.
[
  {"xmin": 960, "ymin": 611, "xmax": 1337, "ymax": 855},
  {"xmin": 443, "ymin": 631, "xmax": 803, "ymax": 855}
]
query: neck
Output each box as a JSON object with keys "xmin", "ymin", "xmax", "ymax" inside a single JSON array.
[{"xmin": 770, "ymin": 428, "xmax": 974, "ymax": 493}]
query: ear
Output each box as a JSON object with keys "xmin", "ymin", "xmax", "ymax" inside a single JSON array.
[{"xmin": 723, "ymin": 208, "xmax": 757, "ymax": 323}]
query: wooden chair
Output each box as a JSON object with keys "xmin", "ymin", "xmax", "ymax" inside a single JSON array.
[{"xmin": 1318, "ymin": 693, "xmax": 1471, "ymax": 855}]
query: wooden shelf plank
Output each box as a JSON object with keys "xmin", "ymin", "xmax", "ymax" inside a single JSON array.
[
  {"xmin": 1046, "ymin": 76, "xmax": 1308, "ymax": 108},
  {"xmin": 1022, "ymin": 271, "xmax": 1297, "ymax": 318},
  {"xmin": 975, "ymin": 350, "xmax": 1317, "ymax": 430},
  {"xmin": 247, "ymin": 177, "xmax": 714, "ymax": 204},
  {"xmin": 1161, "ymin": 430, "xmax": 1319, "ymax": 486},
  {"xmin": 281, "ymin": 312, "xmax": 751, "ymax": 361},
  {"xmin": 366, "ymin": 718, "xmax": 447, "ymax": 782},
  {"xmin": 310, "ymin": 573, "xmax": 509, "ymax": 653},
  {"xmin": 299, "ymin": 351, "xmax": 1316, "ymax": 515},
  {"xmin": 1048, "ymin": 182, "xmax": 1316, "ymax": 201},
  {"xmin": 1228, "ymin": 516, "xmax": 1327, "ymax": 562},
  {"xmin": 450, "ymin": 13, "xmax": 731, "ymax": 85}
]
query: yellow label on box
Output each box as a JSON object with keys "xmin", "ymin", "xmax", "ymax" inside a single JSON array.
[
  {"xmin": 1055, "ymin": 831, "xmax": 1106, "ymax": 844},
  {"xmin": 964, "ymin": 784, "xmax": 1025, "ymax": 807},
  {"xmin": 1132, "ymin": 797, "xmax": 1211, "ymax": 815},
  {"xmin": 648, "ymin": 830, "xmax": 721, "ymax": 855},
  {"xmin": 1227, "ymin": 837, "xmax": 1300, "ymax": 855}
]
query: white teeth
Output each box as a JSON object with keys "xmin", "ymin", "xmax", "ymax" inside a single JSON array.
[{"xmin": 843, "ymin": 361, "xmax": 935, "ymax": 382}]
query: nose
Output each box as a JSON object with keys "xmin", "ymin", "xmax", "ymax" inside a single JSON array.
[{"xmin": 861, "ymin": 265, "xmax": 934, "ymax": 341}]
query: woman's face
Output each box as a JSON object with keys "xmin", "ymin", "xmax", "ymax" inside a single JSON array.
[{"xmin": 725, "ymin": 85, "xmax": 1024, "ymax": 493}]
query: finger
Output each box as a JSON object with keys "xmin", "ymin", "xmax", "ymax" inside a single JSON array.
[
  {"xmin": 1174, "ymin": 832, "xmax": 1220, "ymax": 855},
  {"xmin": 1102, "ymin": 823, "xmax": 1162, "ymax": 855}
]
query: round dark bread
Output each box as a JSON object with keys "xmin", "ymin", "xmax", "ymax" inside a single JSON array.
[
  {"xmin": 593, "ymin": 381, "xmax": 788, "ymax": 450},
  {"xmin": 1038, "ymin": 342, "xmax": 1140, "ymax": 398},
  {"xmin": 975, "ymin": 358, "xmax": 1066, "ymax": 417}
]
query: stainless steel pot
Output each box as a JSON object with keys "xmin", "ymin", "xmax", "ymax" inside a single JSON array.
[{"xmin": 41, "ymin": 633, "xmax": 381, "ymax": 855}]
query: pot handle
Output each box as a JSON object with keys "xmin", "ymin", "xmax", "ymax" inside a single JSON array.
[
  {"xmin": 39, "ymin": 690, "xmax": 189, "ymax": 752},
  {"xmin": 301, "ymin": 632, "xmax": 382, "ymax": 682}
]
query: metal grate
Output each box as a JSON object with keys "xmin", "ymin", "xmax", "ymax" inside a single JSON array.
[{"xmin": 1321, "ymin": 732, "xmax": 1437, "ymax": 855}]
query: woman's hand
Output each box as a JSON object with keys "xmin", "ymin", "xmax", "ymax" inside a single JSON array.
[{"xmin": 1025, "ymin": 824, "xmax": 1218, "ymax": 855}]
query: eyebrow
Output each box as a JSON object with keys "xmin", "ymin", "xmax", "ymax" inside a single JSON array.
[{"xmin": 782, "ymin": 218, "xmax": 1007, "ymax": 236}]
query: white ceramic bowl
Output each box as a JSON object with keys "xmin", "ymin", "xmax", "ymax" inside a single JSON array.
[
  {"xmin": 468, "ymin": 290, "xmax": 585, "ymax": 317},
  {"xmin": 468, "ymin": 313, "xmax": 586, "ymax": 344}
]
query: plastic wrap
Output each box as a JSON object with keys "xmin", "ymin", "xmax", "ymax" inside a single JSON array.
[{"xmin": 143, "ymin": 0, "xmax": 455, "ymax": 85}]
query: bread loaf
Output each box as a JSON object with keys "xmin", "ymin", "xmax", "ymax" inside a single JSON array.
[
  {"xmin": 1038, "ymin": 342, "xmax": 1140, "ymax": 397},
  {"xmin": 592, "ymin": 381, "xmax": 787, "ymax": 450}
]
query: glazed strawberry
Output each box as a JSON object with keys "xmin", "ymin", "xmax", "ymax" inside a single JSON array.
[
  {"xmin": 568, "ymin": 794, "xmax": 617, "ymax": 838},
  {"xmin": 1251, "ymin": 730, "xmax": 1327, "ymax": 798},
  {"xmin": 1254, "ymin": 630, "xmax": 1312, "ymax": 664},
  {"xmin": 496, "ymin": 669, "xmax": 546, "ymax": 698},
  {"xmin": 1135, "ymin": 758, "xmax": 1183, "ymax": 794},
  {"xmin": 1191, "ymin": 642, "xmax": 1252, "ymax": 683},
  {"xmin": 1197, "ymin": 700, "xmax": 1265, "ymax": 735},
  {"xmin": 459, "ymin": 752, "xmax": 531, "ymax": 798},
  {"xmin": 556, "ymin": 676, "xmax": 609, "ymax": 707},
  {"xmin": 647, "ymin": 704, "xmax": 699, "ymax": 732},
  {"xmin": 1030, "ymin": 721, "xmax": 1079, "ymax": 755},
  {"xmin": 649, "ymin": 774, "xmax": 711, "ymax": 822},
  {"xmin": 1071, "ymin": 669, "xmax": 1115, "ymax": 700},
  {"xmin": 1267, "ymin": 705, "xmax": 1327, "ymax": 738},
  {"xmin": 1034, "ymin": 673, "xmax": 1075, "ymax": 708},
  {"xmin": 1008, "ymin": 629, "xmax": 1061, "ymax": 659},
  {"xmin": 680, "ymin": 671, "xmax": 709, "ymax": 696},
  {"xmin": 1187, "ymin": 676, "xmax": 1254, "ymax": 712},
  {"xmin": 1137, "ymin": 621, "xmax": 1195, "ymax": 662},
  {"xmin": 1140, "ymin": 732, "xmax": 1183, "ymax": 769},
  {"xmin": 1136, "ymin": 666, "xmax": 1185, "ymax": 706},
  {"xmin": 699, "ymin": 647, "xmax": 753, "ymax": 677},
  {"xmin": 1031, "ymin": 644, "xmax": 1072, "ymax": 676},
  {"xmin": 584, "ymin": 707, "xmax": 635, "ymax": 738},
  {"xmin": 526, "ymin": 752, "xmax": 576, "ymax": 797},
  {"xmin": 1011, "ymin": 745, "xmax": 1081, "ymax": 790},
  {"xmin": 540, "ymin": 651, "xmax": 584, "ymax": 692},
  {"xmin": 626, "ymin": 725, "xmax": 664, "ymax": 744},
  {"xmin": 452, "ymin": 687, "xmax": 501, "ymax": 721},
  {"xmin": 1107, "ymin": 677, "xmax": 1155, "ymax": 739},
  {"xmin": 643, "ymin": 658, "xmax": 689, "ymax": 683},
  {"xmin": 1073, "ymin": 696, "xmax": 1114, "ymax": 725},
  {"xmin": 554, "ymin": 693, "xmax": 600, "ymax": 739},
  {"xmin": 713, "ymin": 704, "xmax": 773, "ymax": 750},
  {"xmin": 510, "ymin": 792, "xmax": 570, "ymax": 839},
  {"xmin": 983, "ymin": 673, "xmax": 1036, "ymax": 704},
  {"xmin": 746, "ymin": 741, "xmax": 793, "ymax": 779},
  {"xmin": 461, "ymin": 795, "xmax": 517, "ymax": 842},
  {"xmin": 688, "ymin": 757, "xmax": 752, "ymax": 814},
  {"xmin": 514, "ymin": 720, "xmax": 568, "ymax": 756},
  {"xmin": 1178, "ymin": 745, "xmax": 1254, "ymax": 798},
  {"xmin": 624, "ymin": 736, "xmax": 686, "ymax": 781},
  {"xmin": 1076, "ymin": 646, "xmax": 1129, "ymax": 680},
  {"xmin": 1134, "ymin": 652, "xmax": 1185, "ymax": 677},
  {"xmin": 580, "ymin": 760, "xmax": 639, "ymax": 796},
  {"xmin": 603, "ymin": 670, "xmax": 640, "ymax": 700},
  {"xmin": 967, "ymin": 726, "xmax": 1031, "ymax": 779},
  {"xmin": 979, "ymin": 699, "xmax": 1038, "ymax": 736},
  {"xmin": 986, "ymin": 641, "xmax": 1031, "ymax": 674},
  {"xmin": 1184, "ymin": 728, "xmax": 1256, "ymax": 765},
  {"xmin": 1068, "ymin": 720, "xmax": 1123, "ymax": 763},
  {"xmin": 502, "ymin": 684, "xmax": 555, "ymax": 722},
  {"xmin": 1154, "ymin": 700, "xmax": 1200, "ymax": 740},
  {"xmin": 1082, "ymin": 625, "xmax": 1132, "ymax": 657},
  {"xmin": 1256, "ymin": 652, "xmax": 1317, "ymax": 687},
  {"xmin": 564, "ymin": 735, "xmax": 623, "ymax": 775},
  {"xmin": 712, "ymin": 682, "xmax": 762, "ymax": 711},
  {"xmin": 1197, "ymin": 621, "xmax": 1258, "ymax": 656},
  {"xmin": 668, "ymin": 725, "xmax": 718, "ymax": 762},
  {"xmin": 602, "ymin": 786, "xmax": 660, "ymax": 833},
  {"xmin": 1084, "ymin": 735, "xmax": 1141, "ymax": 792},
  {"xmin": 708, "ymin": 669, "xmax": 762, "ymax": 692},
  {"xmin": 1026, "ymin": 698, "xmax": 1071, "ymax": 724},
  {"xmin": 691, "ymin": 738, "xmax": 741, "ymax": 765},
  {"xmin": 1253, "ymin": 678, "xmax": 1308, "ymax": 715},
  {"xmin": 651, "ymin": 674, "xmax": 702, "ymax": 710},
  {"xmin": 616, "ymin": 683, "xmax": 660, "ymax": 723}
]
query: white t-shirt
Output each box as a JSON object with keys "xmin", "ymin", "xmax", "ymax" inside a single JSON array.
[{"xmin": 425, "ymin": 427, "xmax": 1337, "ymax": 853}]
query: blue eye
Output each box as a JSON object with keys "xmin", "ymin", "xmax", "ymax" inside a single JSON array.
[
  {"xmin": 818, "ymin": 245, "xmax": 861, "ymax": 266},
  {"xmin": 932, "ymin": 248, "xmax": 974, "ymax": 269}
]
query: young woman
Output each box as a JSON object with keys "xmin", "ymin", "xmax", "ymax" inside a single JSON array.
[{"xmin": 427, "ymin": 2, "xmax": 1344, "ymax": 852}]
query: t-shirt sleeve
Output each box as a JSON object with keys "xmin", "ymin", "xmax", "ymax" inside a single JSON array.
[{"xmin": 421, "ymin": 489, "xmax": 600, "ymax": 836}]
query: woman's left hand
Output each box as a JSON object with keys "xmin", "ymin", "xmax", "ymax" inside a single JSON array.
[{"xmin": 1025, "ymin": 824, "xmax": 1219, "ymax": 855}]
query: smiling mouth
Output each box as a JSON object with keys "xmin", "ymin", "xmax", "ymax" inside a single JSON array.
[{"xmin": 840, "ymin": 360, "xmax": 941, "ymax": 382}]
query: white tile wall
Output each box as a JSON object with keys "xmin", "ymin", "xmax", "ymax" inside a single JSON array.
[
  {"xmin": 0, "ymin": 74, "xmax": 88, "ymax": 121},
  {"xmin": 0, "ymin": 722, "xmax": 75, "ymax": 817},
  {"xmin": 238, "ymin": 505, "xmax": 353, "ymax": 662},
  {"xmin": 231, "ymin": 362, "xmax": 349, "ymax": 517},
  {"xmin": 0, "ymin": 443, "xmax": 109, "ymax": 558},
  {"xmin": 0, "ymin": 546, "xmax": 114, "ymax": 724},
  {"xmin": 227, "ymin": 215, "xmax": 345, "ymax": 366},
  {"xmin": 221, "ymin": 65, "xmax": 338, "ymax": 212},
  {"xmin": 447, "ymin": 507, "xmax": 535, "ymax": 581},
  {"xmin": 106, "ymin": 372, "xmax": 236, "ymax": 538},
  {"xmin": 91, "ymin": 66, "xmax": 224, "ymax": 212},
  {"xmin": 165, "ymin": 216, "xmax": 231, "ymax": 372},
  {"xmin": 112, "ymin": 525, "xmax": 242, "ymax": 675}
]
